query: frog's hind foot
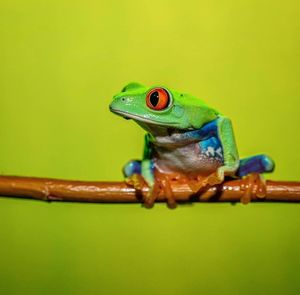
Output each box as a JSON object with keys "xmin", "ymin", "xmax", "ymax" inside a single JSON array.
[
  {"xmin": 153, "ymin": 171, "xmax": 178, "ymax": 209},
  {"xmin": 241, "ymin": 173, "xmax": 267, "ymax": 204},
  {"xmin": 125, "ymin": 173, "xmax": 146, "ymax": 191},
  {"xmin": 159, "ymin": 174, "xmax": 177, "ymax": 209}
]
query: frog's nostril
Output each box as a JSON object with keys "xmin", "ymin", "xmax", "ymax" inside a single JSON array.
[{"xmin": 121, "ymin": 97, "xmax": 126, "ymax": 102}]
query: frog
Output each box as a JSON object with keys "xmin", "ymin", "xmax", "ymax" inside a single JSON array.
[{"xmin": 109, "ymin": 82, "xmax": 275, "ymax": 208}]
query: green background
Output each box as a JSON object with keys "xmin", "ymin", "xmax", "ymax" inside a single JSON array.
[{"xmin": 0, "ymin": 0, "xmax": 299, "ymax": 294}]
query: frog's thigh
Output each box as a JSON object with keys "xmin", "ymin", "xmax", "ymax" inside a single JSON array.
[
  {"xmin": 123, "ymin": 160, "xmax": 141, "ymax": 177},
  {"xmin": 236, "ymin": 155, "xmax": 275, "ymax": 177}
]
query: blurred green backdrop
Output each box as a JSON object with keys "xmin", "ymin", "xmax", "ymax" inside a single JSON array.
[{"xmin": 0, "ymin": 0, "xmax": 300, "ymax": 294}]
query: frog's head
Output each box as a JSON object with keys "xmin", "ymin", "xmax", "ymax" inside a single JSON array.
[{"xmin": 109, "ymin": 82, "xmax": 219, "ymax": 133}]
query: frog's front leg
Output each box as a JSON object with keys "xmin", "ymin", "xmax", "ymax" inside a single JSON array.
[
  {"xmin": 123, "ymin": 159, "xmax": 177, "ymax": 208},
  {"xmin": 203, "ymin": 116, "xmax": 239, "ymax": 187},
  {"xmin": 123, "ymin": 160, "xmax": 144, "ymax": 190},
  {"xmin": 123, "ymin": 159, "xmax": 158, "ymax": 208},
  {"xmin": 140, "ymin": 159, "xmax": 162, "ymax": 208},
  {"xmin": 123, "ymin": 160, "xmax": 150, "ymax": 200}
]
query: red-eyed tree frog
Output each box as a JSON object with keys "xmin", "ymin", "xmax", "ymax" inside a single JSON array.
[{"xmin": 110, "ymin": 82, "xmax": 275, "ymax": 208}]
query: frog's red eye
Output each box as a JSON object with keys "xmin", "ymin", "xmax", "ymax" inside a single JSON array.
[{"xmin": 146, "ymin": 88, "xmax": 170, "ymax": 111}]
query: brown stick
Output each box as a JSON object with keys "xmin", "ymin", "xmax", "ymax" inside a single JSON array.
[{"xmin": 0, "ymin": 175, "xmax": 299, "ymax": 203}]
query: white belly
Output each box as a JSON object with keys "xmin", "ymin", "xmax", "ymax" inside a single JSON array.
[{"xmin": 153, "ymin": 142, "xmax": 222, "ymax": 175}]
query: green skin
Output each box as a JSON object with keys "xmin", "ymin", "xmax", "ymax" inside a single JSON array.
[{"xmin": 109, "ymin": 82, "xmax": 239, "ymax": 189}]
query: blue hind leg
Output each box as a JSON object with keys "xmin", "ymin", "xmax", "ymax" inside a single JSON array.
[{"xmin": 236, "ymin": 154, "xmax": 275, "ymax": 178}]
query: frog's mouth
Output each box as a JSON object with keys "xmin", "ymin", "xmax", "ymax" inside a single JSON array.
[{"xmin": 110, "ymin": 109, "xmax": 178, "ymax": 126}]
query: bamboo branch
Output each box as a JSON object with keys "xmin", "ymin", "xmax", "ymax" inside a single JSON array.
[{"xmin": 0, "ymin": 175, "xmax": 299, "ymax": 203}]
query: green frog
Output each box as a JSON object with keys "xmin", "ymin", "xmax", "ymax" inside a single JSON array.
[{"xmin": 109, "ymin": 82, "xmax": 275, "ymax": 208}]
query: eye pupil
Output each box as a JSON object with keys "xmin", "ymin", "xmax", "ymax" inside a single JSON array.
[
  {"xmin": 146, "ymin": 87, "xmax": 171, "ymax": 111},
  {"xmin": 150, "ymin": 91, "xmax": 159, "ymax": 107}
]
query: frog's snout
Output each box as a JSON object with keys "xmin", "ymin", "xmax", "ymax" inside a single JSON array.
[
  {"xmin": 109, "ymin": 98, "xmax": 130, "ymax": 120},
  {"xmin": 109, "ymin": 101, "xmax": 117, "ymax": 114},
  {"xmin": 110, "ymin": 95, "xmax": 133, "ymax": 112}
]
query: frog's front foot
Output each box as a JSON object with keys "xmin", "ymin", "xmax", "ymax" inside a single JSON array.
[
  {"xmin": 143, "ymin": 182, "xmax": 160, "ymax": 208},
  {"xmin": 185, "ymin": 172, "xmax": 223, "ymax": 196},
  {"xmin": 145, "ymin": 172, "xmax": 178, "ymax": 209},
  {"xmin": 240, "ymin": 173, "xmax": 267, "ymax": 204},
  {"xmin": 200, "ymin": 164, "xmax": 240, "ymax": 190},
  {"xmin": 125, "ymin": 174, "xmax": 161, "ymax": 208},
  {"xmin": 158, "ymin": 174, "xmax": 177, "ymax": 209}
]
